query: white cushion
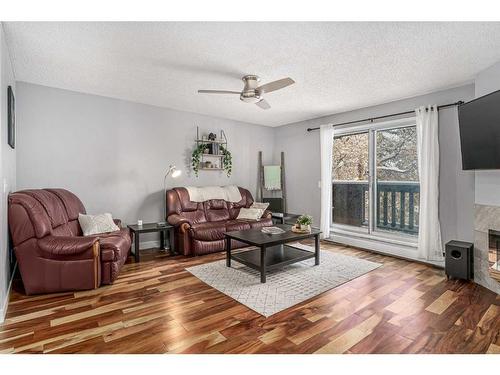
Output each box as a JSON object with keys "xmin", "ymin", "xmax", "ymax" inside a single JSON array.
[
  {"xmin": 78, "ymin": 213, "xmax": 120, "ymax": 236},
  {"xmin": 250, "ymin": 202, "xmax": 270, "ymax": 211},
  {"xmin": 236, "ymin": 208, "xmax": 264, "ymax": 221}
]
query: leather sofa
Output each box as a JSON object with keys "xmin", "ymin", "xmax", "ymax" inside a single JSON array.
[
  {"xmin": 166, "ymin": 187, "xmax": 272, "ymax": 256},
  {"xmin": 8, "ymin": 188, "xmax": 131, "ymax": 295}
]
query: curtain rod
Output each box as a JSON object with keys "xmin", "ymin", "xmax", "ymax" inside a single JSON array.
[{"xmin": 306, "ymin": 101, "xmax": 464, "ymax": 132}]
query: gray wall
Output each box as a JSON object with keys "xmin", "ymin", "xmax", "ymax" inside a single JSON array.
[
  {"xmin": 274, "ymin": 84, "xmax": 476, "ymax": 246},
  {"xmin": 16, "ymin": 82, "xmax": 274, "ymax": 247},
  {"xmin": 0, "ymin": 26, "xmax": 16, "ymax": 321}
]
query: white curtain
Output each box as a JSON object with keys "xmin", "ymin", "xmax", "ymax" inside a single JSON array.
[
  {"xmin": 415, "ymin": 105, "xmax": 443, "ymax": 261},
  {"xmin": 320, "ymin": 124, "xmax": 334, "ymax": 239}
]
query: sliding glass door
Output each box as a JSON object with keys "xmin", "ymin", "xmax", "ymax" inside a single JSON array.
[
  {"xmin": 332, "ymin": 131, "xmax": 369, "ymax": 232},
  {"xmin": 375, "ymin": 126, "xmax": 419, "ymax": 236},
  {"xmin": 331, "ymin": 118, "xmax": 419, "ymax": 241}
]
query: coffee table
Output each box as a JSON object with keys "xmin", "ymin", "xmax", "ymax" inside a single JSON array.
[{"xmin": 225, "ymin": 224, "xmax": 322, "ymax": 283}]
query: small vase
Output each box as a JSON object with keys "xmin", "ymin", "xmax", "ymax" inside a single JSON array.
[{"xmin": 300, "ymin": 224, "xmax": 311, "ymax": 232}]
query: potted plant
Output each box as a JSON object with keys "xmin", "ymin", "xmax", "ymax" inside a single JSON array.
[{"xmin": 296, "ymin": 215, "xmax": 313, "ymax": 232}]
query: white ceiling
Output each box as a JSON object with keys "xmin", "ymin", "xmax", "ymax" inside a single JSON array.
[{"xmin": 4, "ymin": 22, "xmax": 500, "ymax": 127}]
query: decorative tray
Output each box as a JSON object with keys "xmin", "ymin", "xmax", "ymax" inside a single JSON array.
[
  {"xmin": 261, "ymin": 226, "xmax": 286, "ymax": 235},
  {"xmin": 291, "ymin": 226, "xmax": 311, "ymax": 234}
]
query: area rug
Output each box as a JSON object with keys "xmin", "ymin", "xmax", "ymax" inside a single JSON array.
[{"xmin": 186, "ymin": 243, "xmax": 382, "ymax": 317}]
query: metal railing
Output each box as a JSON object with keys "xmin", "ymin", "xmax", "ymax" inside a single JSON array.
[{"xmin": 332, "ymin": 181, "xmax": 419, "ymax": 235}]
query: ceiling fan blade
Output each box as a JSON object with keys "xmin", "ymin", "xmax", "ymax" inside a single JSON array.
[
  {"xmin": 257, "ymin": 77, "xmax": 295, "ymax": 94},
  {"xmin": 198, "ymin": 90, "xmax": 240, "ymax": 95},
  {"xmin": 256, "ymin": 99, "xmax": 271, "ymax": 110}
]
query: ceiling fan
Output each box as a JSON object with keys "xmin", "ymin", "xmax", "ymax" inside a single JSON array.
[{"xmin": 198, "ymin": 75, "xmax": 295, "ymax": 110}]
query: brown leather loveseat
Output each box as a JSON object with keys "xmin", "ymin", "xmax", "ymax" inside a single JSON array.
[
  {"xmin": 8, "ymin": 188, "xmax": 131, "ymax": 295},
  {"xmin": 166, "ymin": 187, "xmax": 272, "ymax": 256}
]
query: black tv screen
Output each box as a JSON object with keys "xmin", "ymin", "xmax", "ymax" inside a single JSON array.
[{"xmin": 459, "ymin": 89, "xmax": 500, "ymax": 170}]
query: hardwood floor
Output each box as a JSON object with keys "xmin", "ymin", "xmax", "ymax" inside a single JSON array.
[{"xmin": 1, "ymin": 241, "xmax": 499, "ymax": 354}]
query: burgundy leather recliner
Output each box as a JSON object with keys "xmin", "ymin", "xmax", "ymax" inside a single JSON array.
[
  {"xmin": 8, "ymin": 188, "xmax": 131, "ymax": 295},
  {"xmin": 166, "ymin": 187, "xmax": 273, "ymax": 256}
]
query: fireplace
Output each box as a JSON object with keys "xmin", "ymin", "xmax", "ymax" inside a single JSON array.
[
  {"xmin": 474, "ymin": 205, "xmax": 500, "ymax": 294},
  {"xmin": 488, "ymin": 229, "xmax": 500, "ymax": 281}
]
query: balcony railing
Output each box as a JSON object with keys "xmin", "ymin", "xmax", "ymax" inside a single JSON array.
[{"xmin": 332, "ymin": 181, "xmax": 419, "ymax": 235}]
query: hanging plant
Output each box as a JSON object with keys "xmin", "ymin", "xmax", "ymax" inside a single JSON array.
[
  {"xmin": 191, "ymin": 143, "xmax": 232, "ymax": 177},
  {"xmin": 220, "ymin": 145, "xmax": 232, "ymax": 177},
  {"xmin": 191, "ymin": 143, "xmax": 207, "ymax": 177}
]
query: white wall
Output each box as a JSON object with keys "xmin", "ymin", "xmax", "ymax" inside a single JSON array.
[
  {"xmin": 274, "ymin": 84, "xmax": 476, "ymax": 248},
  {"xmin": 0, "ymin": 25, "xmax": 16, "ymax": 322},
  {"xmin": 16, "ymin": 82, "xmax": 274, "ymax": 246},
  {"xmin": 474, "ymin": 61, "xmax": 500, "ymax": 205}
]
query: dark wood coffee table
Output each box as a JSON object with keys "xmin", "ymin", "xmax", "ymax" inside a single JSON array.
[{"xmin": 225, "ymin": 224, "xmax": 321, "ymax": 283}]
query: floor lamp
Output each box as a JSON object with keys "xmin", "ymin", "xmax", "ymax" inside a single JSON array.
[{"xmin": 160, "ymin": 165, "xmax": 182, "ymax": 226}]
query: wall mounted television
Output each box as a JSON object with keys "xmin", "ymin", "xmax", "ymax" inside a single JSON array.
[{"xmin": 458, "ymin": 89, "xmax": 500, "ymax": 170}]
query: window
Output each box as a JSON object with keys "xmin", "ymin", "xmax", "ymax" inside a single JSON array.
[{"xmin": 332, "ymin": 118, "xmax": 420, "ymax": 241}]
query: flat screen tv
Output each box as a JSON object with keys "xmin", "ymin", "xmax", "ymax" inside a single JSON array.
[{"xmin": 459, "ymin": 89, "xmax": 500, "ymax": 170}]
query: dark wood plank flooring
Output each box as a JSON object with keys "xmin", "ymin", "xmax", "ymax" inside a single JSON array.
[{"xmin": 1, "ymin": 241, "xmax": 499, "ymax": 354}]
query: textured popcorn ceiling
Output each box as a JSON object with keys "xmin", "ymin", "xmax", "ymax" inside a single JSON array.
[{"xmin": 4, "ymin": 22, "xmax": 500, "ymax": 127}]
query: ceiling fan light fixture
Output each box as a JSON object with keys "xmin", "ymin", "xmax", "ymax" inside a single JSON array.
[
  {"xmin": 240, "ymin": 90, "xmax": 261, "ymax": 103},
  {"xmin": 198, "ymin": 74, "xmax": 295, "ymax": 110}
]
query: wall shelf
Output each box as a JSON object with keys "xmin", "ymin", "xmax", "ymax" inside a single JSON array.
[
  {"xmin": 201, "ymin": 153, "xmax": 224, "ymax": 158},
  {"xmin": 195, "ymin": 140, "xmax": 227, "ymax": 144},
  {"xmin": 194, "ymin": 126, "xmax": 229, "ymax": 172}
]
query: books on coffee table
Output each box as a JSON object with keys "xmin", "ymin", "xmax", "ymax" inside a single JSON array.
[{"xmin": 261, "ymin": 226, "xmax": 286, "ymax": 235}]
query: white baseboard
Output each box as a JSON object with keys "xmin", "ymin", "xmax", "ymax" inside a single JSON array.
[
  {"xmin": 328, "ymin": 234, "xmax": 444, "ymax": 268},
  {"xmin": 0, "ymin": 263, "xmax": 17, "ymax": 324}
]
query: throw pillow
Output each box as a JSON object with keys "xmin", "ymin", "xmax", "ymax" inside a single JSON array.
[
  {"xmin": 236, "ymin": 207, "xmax": 264, "ymax": 221},
  {"xmin": 250, "ymin": 202, "xmax": 270, "ymax": 211},
  {"xmin": 78, "ymin": 213, "xmax": 120, "ymax": 236}
]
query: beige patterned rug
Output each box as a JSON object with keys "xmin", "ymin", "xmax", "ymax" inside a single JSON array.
[{"xmin": 186, "ymin": 243, "xmax": 381, "ymax": 317}]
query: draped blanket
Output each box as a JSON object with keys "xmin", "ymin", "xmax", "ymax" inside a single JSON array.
[
  {"xmin": 185, "ymin": 185, "xmax": 242, "ymax": 202},
  {"xmin": 264, "ymin": 165, "xmax": 281, "ymax": 190}
]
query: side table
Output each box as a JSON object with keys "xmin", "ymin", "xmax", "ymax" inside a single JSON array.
[
  {"xmin": 271, "ymin": 212, "xmax": 301, "ymax": 225},
  {"xmin": 127, "ymin": 223, "xmax": 175, "ymax": 262}
]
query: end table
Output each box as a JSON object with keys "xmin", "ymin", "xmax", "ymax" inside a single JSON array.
[
  {"xmin": 271, "ymin": 212, "xmax": 301, "ymax": 225},
  {"xmin": 127, "ymin": 222, "xmax": 175, "ymax": 262}
]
